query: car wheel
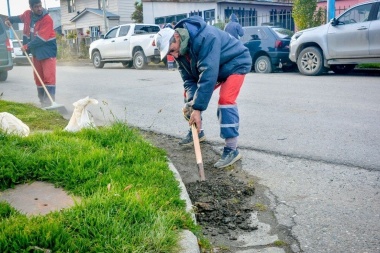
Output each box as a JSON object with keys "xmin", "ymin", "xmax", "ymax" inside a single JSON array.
[
  {"xmin": 254, "ymin": 56, "xmax": 272, "ymax": 73},
  {"xmin": 0, "ymin": 71, "xmax": 8, "ymax": 81},
  {"xmin": 122, "ymin": 61, "xmax": 133, "ymax": 68},
  {"xmin": 92, "ymin": 51, "xmax": 104, "ymax": 68},
  {"xmin": 297, "ymin": 47, "xmax": 325, "ymax": 76},
  {"xmin": 330, "ymin": 64, "xmax": 356, "ymax": 74},
  {"xmin": 133, "ymin": 51, "xmax": 147, "ymax": 70}
]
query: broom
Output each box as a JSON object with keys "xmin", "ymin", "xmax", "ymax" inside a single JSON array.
[{"xmin": 10, "ymin": 26, "xmax": 67, "ymax": 114}]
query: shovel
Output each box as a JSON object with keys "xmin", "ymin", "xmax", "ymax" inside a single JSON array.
[
  {"xmin": 10, "ymin": 25, "xmax": 67, "ymax": 114},
  {"xmin": 191, "ymin": 124, "xmax": 206, "ymax": 181}
]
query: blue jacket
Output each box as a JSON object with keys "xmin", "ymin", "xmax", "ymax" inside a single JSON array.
[
  {"xmin": 224, "ymin": 13, "xmax": 244, "ymax": 39},
  {"xmin": 174, "ymin": 16, "xmax": 251, "ymax": 111}
]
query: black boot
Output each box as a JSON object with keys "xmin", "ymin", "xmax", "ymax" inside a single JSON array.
[
  {"xmin": 37, "ymin": 87, "xmax": 49, "ymax": 107},
  {"xmin": 37, "ymin": 86, "xmax": 56, "ymax": 107},
  {"xmin": 46, "ymin": 86, "xmax": 56, "ymax": 102}
]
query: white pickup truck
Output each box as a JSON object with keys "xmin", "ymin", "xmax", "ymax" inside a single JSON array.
[{"xmin": 89, "ymin": 24, "xmax": 161, "ymax": 69}]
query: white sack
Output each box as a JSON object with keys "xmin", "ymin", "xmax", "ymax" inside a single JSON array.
[
  {"xmin": 64, "ymin": 96, "xmax": 98, "ymax": 132},
  {"xmin": 0, "ymin": 112, "xmax": 30, "ymax": 137}
]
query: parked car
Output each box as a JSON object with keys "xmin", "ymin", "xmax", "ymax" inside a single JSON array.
[
  {"xmin": 12, "ymin": 40, "xmax": 32, "ymax": 65},
  {"xmin": 240, "ymin": 26, "xmax": 296, "ymax": 73},
  {"xmin": 0, "ymin": 18, "xmax": 13, "ymax": 81},
  {"xmin": 89, "ymin": 23, "xmax": 161, "ymax": 69},
  {"xmin": 289, "ymin": 0, "xmax": 380, "ymax": 76}
]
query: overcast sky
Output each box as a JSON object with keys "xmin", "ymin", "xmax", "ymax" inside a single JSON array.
[{"xmin": 0, "ymin": 0, "xmax": 60, "ymax": 16}]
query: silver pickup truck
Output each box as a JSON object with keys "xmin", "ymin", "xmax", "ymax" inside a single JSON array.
[
  {"xmin": 89, "ymin": 23, "xmax": 161, "ymax": 69},
  {"xmin": 289, "ymin": 0, "xmax": 380, "ymax": 76}
]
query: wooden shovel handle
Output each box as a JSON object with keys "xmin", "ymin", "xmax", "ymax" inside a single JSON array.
[{"xmin": 191, "ymin": 124, "xmax": 205, "ymax": 181}]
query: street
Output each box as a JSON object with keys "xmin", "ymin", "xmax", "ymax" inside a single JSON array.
[{"xmin": 1, "ymin": 63, "xmax": 379, "ymax": 252}]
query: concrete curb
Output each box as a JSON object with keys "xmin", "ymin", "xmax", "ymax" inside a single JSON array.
[{"xmin": 167, "ymin": 161, "xmax": 200, "ymax": 253}]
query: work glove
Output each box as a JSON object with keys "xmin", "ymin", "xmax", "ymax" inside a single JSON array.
[
  {"xmin": 182, "ymin": 102, "xmax": 193, "ymax": 122},
  {"xmin": 4, "ymin": 19, "xmax": 11, "ymax": 28}
]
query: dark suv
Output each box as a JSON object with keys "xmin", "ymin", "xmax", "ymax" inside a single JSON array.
[
  {"xmin": 240, "ymin": 26, "xmax": 295, "ymax": 73},
  {"xmin": 0, "ymin": 18, "xmax": 13, "ymax": 81}
]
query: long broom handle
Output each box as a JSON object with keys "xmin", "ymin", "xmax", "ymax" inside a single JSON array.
[{"xmin": 9, "ymin": 25, "xmax": 55, "ymax": 104}]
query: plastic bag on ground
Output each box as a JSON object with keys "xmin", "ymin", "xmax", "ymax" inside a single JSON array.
[
  {"xmin": 64, "ymin": 96, "xmax": 98, "ymax": 132},
  {"xmin": 0, "ymin": 112, "xmax": 30, "ymax": 137}
]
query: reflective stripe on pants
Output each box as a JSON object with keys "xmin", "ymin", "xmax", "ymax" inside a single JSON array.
[{"xmin": 215, "ymin": 74, "xmax": 245, "ymax": 139}]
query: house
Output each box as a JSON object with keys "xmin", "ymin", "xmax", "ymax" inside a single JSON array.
[
  {"xmin": 48, "ymin": 7, "xmax": 62, "ymax": 34},
  {"xmin": 142, "ymin": 0, "xmax": 295, "ymax": 30},
  {"xmin": 60, "ymin": 0, "xmax": 136, "ymax": 38}
]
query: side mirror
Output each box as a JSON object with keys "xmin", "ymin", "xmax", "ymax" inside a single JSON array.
[
  {"xmin": 100, "ymin": 35, "xmax": 105, "ymax": 39},
  {"xmin": 330, "ymin": 18, "xmax": 338, "ymax": 26}
]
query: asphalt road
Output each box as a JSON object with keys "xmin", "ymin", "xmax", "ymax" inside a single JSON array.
[{"xmin": 1, "ymin": 63, "xmax": 379, "ymax": 252}]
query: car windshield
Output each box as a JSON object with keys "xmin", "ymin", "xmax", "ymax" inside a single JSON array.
[{"xmin": 272, "ymin": 28, "xmax": 293, "ymax": 39}]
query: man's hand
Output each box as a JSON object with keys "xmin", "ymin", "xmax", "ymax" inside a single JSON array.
[
  {"xmin": 21, "ymin": 44, "xmax": 28, "ymax": 52},
  {"xmin": 182, "ymin": 102, "xmax": 193, "ymax": 121},
  {"xmin": 189, "ymin": 110, "xmax": 202, "ymax": 133},
  {"xmin": 4, "ymin": 19, "xmax": 11, "ymax": 28}
]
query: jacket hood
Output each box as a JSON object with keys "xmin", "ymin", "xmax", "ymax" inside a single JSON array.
[
  {"xmin": 175, "ymin": 15, "xmax": 207, "ymax": 39},
  {"xmin": 229, "ymin": 13, "xmax": 239, "ymax": 22}
]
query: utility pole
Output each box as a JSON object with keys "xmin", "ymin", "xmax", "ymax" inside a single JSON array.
[
  {"xmin": 102, "ymin": 0, "xmax": 108, "ymax": 34},
  {"xmin": 6, "ymin": 0, "xmax": 13, "ymax": 39},
  {"xmin": 327, "ymin": 0, "xmax": 336, "ymax": 22}
]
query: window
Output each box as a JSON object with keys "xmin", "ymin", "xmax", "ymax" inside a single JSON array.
[
  {"xmin": 155, "ymin": 14, "xmax": 187, "ymax": 27},
  {"xmin": 338, "ymin": 3, "xmax": 373, "ymax": 24},
  {"xmin": 190, "ymin": 11, "xmax": 202, "ymax": 17},
  {"xmin": 118, "ymin": 26, "xmax": 130, "ymax": 37},
  {"xmin": 105, "ymin": 27, "xmax": 118, "ymax": 39},
  {"xmin": 134, "ymin": 25, "xmax": 160, "ymax": 34},
  {"xmin": 89, "ymin": 26, "xmax": 100, "ymax": 37},
  {"xmin": 272, "ymin": 28, "xmax": 293, "ymax": 39},
  {"xmin": 67, "ymin": 0, "xmax": 76, "ymax": 13},
  {"xmin": 204, "ymin": 9, "xmax": 215, "ymax": 22}
]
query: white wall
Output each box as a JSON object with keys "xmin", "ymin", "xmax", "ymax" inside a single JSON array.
[
  {"xmin": 143, "ymin": 2, "xmax": 216, "ymax": 24},
  {"xmin": 143, "ymin": 1, "xmax": 292, "ymax": 25},
  {"xmin": 60, "ymin": 0, "xmax": 99, "ymax": 31}
]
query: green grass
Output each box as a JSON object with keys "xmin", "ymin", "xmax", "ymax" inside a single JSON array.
[
  {"xmin": 357, "ymin": 63, "xmax": 380, "ymax": 69},
  {"xmin": 0, "ymin": 100, "xmax": 68, "ymax": 130},
  {"xmin": 0, "ymin": 100, "xmax": 197, "ymax": 252},
  {"xmin": 254, "ymin": 203, "xmax": 268, "ymax": 212}
]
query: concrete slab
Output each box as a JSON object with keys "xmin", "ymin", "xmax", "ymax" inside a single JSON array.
[{"xmin": 0, "ymin": 181, "xmax": 79, "ymax": 216}]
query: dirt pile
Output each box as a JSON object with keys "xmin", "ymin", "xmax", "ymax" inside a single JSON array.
[
  {"xmin": 139, "ymin": 130, "xmax": 260, "ymax": 242},
  {"xmin": 187, "ymin": 176, "xmax": 257, "ymax": 240}
]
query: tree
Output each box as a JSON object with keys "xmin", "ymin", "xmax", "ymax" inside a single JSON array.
[
  {"xmin": 292, "ymin": 0, "xmax": 317, "ymax": 31},
  {"xmin": 131, "ymin": 2, "xmax": 143, "ymax": 23}
]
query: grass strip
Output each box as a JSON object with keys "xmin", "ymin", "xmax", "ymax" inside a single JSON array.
[{"xmin": 0, "ymin": 100, "xmax": 196, "ymax": 252}]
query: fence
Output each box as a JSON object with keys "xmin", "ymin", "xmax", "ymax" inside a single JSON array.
[
  {"xmin": 238, "ymin": 10, "xmax": 295, "ymax": 31},
  {"xmin": 235, "ymin": 6, "xmax": 348, "ymax": 31},
  {"xmin": 57, "ymin": 36, "xmax": 98, "ymax": 59}
]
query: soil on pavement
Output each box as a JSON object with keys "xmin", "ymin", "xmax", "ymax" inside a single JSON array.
[{"xmin": 139, "ymin": 129, "xmax": 294, "ymax": 253}]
